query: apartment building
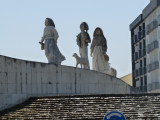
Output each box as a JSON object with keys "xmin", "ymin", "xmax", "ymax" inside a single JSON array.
[{"xmin": 130, "ymin": 0, "xmax": 160, "ymax": 92}]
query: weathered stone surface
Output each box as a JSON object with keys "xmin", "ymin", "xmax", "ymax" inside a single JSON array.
[
  {"xmin": 0, "ymin": 94, "xmax": 160, "ymax": 119},
  {"xmin": 0, "ymin": 55, "xmax": 134, "ymax": 111}
]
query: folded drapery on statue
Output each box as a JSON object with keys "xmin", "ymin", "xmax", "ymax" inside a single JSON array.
[
  {"xmin": 39, "ymin": 42, "xmax": 44, "ymax": 50},
  {"xmin": 104, "ymin": 53, "xmax": 109, "ymax": 61}
]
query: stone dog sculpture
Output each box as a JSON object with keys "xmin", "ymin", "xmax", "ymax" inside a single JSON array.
[{"xmin": 72, "ymin": 53, "xmax": 90, "ymax": 69}]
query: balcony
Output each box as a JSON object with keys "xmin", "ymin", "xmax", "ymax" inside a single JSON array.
[
  {"xmin": 134, "ymin": 35, "xmax": 138, "ymax": 43},
  {"xmin": 139, "ymin": 67, "xmax": 143, "ymax": 76},
  {"xmin": 135, "ymin": 69, "xmax": 139, "ymax": 77},
  {"xmin": 134, "ymin": 66, "xmax": 147, "ymax": 78},
  {"xmin": 134, "ymin": 49, "xmax": 146, "ymax": 61},
  {"xmin": 147, "ymin": 40, "xmax": 159, "ymax": 53},
  {"xmin": 143, "ymin": 48, "xmax": 146, "ymax": 56},
  {"xmin": 138, "ymin": 30, "xmax": 145, "ymax": 40},
  {"xmin": 148, "ymin": 61, "xmax": 159, "ymax": 72},
  {"xmin": 135, "ymin": 52, "xmax": 139, "ymax": 61},
  {"xmin": 143, "ymin": 66, "xmax": 147, "ymax": 74},
  {"xmin": 147, "ymin": 20, "xmax": 158, "ymax": 34},
  {"xmin": 133, "ymin": 70, "xmax": 135, "ymax": 78},
  {"xmin": 131, "ymin": 37, "xmax": 134, "ymax": 44},
  {"xmin": 135, "ymin": 85, "xmax": 147, "ymax": 93},
  {"xmin": 139, "ymin": 50, "xmax": 142, "ymax": 58},
  {"xmin": 134, "ymin": 66, "xmax": 147, "ymax": 77}
]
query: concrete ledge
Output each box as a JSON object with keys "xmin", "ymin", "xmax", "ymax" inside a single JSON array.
[{"xmin": 0, "ymin": 55, "xmax": 135, "ymax": 111}]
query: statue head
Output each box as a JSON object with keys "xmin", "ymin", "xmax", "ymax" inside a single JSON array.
[
  {"xmin": 80, "ymin": 22, "xmax": 89, "ymax": 32},
  {"xmin": 72, "ymin": 53, "xmax": 78, "ymax": 58},
  {"xmin": 45, "ymin": 18, "xmax": 55, "ymax": 27},
  {"xmin": 93, "ymin": 27, "xmax": 105, "ymax": 37}
]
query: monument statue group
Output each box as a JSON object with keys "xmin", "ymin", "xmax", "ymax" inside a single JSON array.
[{"xmin": 39, "ymin": 18, "xmax": 117, "ymax": 77}]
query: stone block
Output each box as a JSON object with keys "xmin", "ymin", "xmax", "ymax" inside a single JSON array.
[
  {"xmin": 0, "ymin": 72, "xmax": 8, "ymax": 84},
  {"xmin": 16, "ymin": 83, "xmax": 22, "ymax": 94},
  {"xmin": 26, "ymin": 82, "xmax": 32, "ymax": 94},
  {"xmin": 0, "ymin": 56, "xmax": 5, "ymax": 72},
  {"xmin": 8, "ymin": 84, "xmax": 16, "ymax": 94},
  {"xmin": 0, "ymin": 84, "xmax": 8, "ymax": 94},
  {"xmin": 31, "ymin": 83, "xmax": 38, "ymax": 94},
  {"xmin": 7, "ymin": 72, "xmax": 16, "ymax": 84},
  {"xmin": 88, "ymin": 84, "xmax": 98, "ymax": 94},
  {"xmin": 31, "ymin": 72, "xmax": 37, "ymax": 84},
  {"xmin": 26, "ymin": 62, "xmax": 32, "ymax": 73}
]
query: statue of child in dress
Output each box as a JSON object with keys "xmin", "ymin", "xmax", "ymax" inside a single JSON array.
[
  {"xmin": 90, "ymin": 27, "xmax": 110, "ymax": 74},
  {"xmin": 76, "ymin": 22, "xmax": 91, "ymax": 69},
  {"xmin": 40, "ymin": 18, "xmax": 66, "ymax": 64}
]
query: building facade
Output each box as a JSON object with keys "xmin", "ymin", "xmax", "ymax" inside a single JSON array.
[
  {"xmin": 120, "ymin": 73, "xmax": 132, "ymax": 86},
  {"xmin": 130, "ymin": 0, "xmax": 160, "ymax": 92}
]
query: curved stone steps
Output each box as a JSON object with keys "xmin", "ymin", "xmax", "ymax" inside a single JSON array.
[{"xmin": 0, "ymin": 94, "xmax": 160, "ymax": 119}]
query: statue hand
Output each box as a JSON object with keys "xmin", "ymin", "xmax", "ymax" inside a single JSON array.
[
  {"xmin": 39, "ymin": 41, "xmax": 43, "ymax": 45},
  {"xmin": 77, "ymin": 34, "xmax": 80, "ymax": 38},
  {"xmin": 39, "ymin": 41, "xmax": 44, "ymax": 50}
]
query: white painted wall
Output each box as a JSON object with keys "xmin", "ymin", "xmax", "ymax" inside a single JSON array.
[{"xmin": 0, "ymin": 55, "xmax": 134, "ymax": 111}]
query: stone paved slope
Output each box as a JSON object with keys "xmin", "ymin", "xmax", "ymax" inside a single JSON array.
[{"xmin": 0, "ymin": 94, "xmax": 160, "ymax": 120}]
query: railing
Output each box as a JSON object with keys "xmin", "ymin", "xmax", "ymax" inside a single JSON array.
[
  {"xmin": 134, "ymin": 66, "xmax": 147, "ymax": 77},
  {"xmin": 146, "ymin": 20, "xmax": 158, "ymax": 34},
  {"xmin": 135, "ymin": 52, "xmax": 139, "ymax": 61},
  {"xmin": 132, "ymin": 30, "xmax": 145, "ymax": 44},
  {"xmin": 134, "ymin": 35, "xmax": 138, "ymax": 43},
  {"xmin": 135, "ymin": 85, "xmax": 147, "ymax": 93},
  {"xmin": 134, "ymin": 48, "xmax": 146, "ymax": 61},
  {"xmin": 138, "ymin": 30, "xmax": 145, "ymax": 40},
  {"xmin": 143, "ymin": 48, "xmax": 146, "ymax": 56},
  {"xmin": 143, "ymin": 66, "xmax": 147, "ymax": 74},
  {"xmin": 139, "ymin": 67, "xmax": 143, "ymax": 76},
  {"xmin": 136, "ymin": 69, "xmax": 139, "ymax": 77},
  {"xmin": 147, "ymin": 40, "xmax": 158, "ymax": 53},
  {"xmin": 148, "ymin": 61, "xmax": 159, "ymax": 72}
]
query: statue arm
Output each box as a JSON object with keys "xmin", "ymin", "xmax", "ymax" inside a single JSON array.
[
  {"xmin": 76, "ymin": 33, "xmax": 81, "ymax": 47},
  {"xmin": 90, "ymin": 38, "xmax": 95, "ymax": 56},
  {"xmin": 102, "ymin": 38, "xmax": 107, "ymax": 53},
  {"xmin": 52, "ymin": 28, "xmax": 59, "ymax": 44},
  {"xmin": 41, "ymin": 28, "xmax": 46, "ymax": 43},
  {"xmin": 84, "ymin": 33, "xmax": 91, "ymax": 43}
]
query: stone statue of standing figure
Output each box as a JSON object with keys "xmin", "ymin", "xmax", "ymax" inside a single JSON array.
[
  {"xmin": 90, "ymin": 27, "xmax": 108, "ymax": 73},
  {"xmin": 76, "ymin": 22, "xmax": 91, "ymax": 69},
  {"xmin": 90, "ymin": 27, "xmax": 117, "ymax": 76},
  {"xmin": 40, "ymin": 18, "xmax": 65, "ymax": 64}
]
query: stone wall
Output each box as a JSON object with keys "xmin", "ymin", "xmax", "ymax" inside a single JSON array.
[{"xmin": 0, "ymin": 55, "xmax": 135, "ymax": 111}]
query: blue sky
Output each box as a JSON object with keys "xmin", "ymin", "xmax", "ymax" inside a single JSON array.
[{"xmin": 0, "ymin": 0, "xmax": 149, "ymax": 77}]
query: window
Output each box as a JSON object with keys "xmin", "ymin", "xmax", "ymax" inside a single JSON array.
[
  {"xmin": 136, "ymin": 78, "xmax": 140, "ymax": 87},
  {"xmin": 135, "ymin": 35, "xmax": 138, "ymax": 42},
  {"xmin": 144, "ymin": 76, "xmax": 147, "ymax": 85},
  {"xmin": 143, "ymin": 40, "xmax": 146, "ymax": 49},
  {"xmin": 146, "ymin": 24, "xmax": 150, "ymax": 34},
  {"xmin": 150, "ymin": 42, "xmax": 154, "ymax": 50},
  {"xmin": 147, "ymin": 44, "xmax": 151, "ymax": 53},
  {"xmin": 154, "ymin": 40, "xmax": 158, "ymax": 48},
  {"xmin": 140, "ymin": 42, "xmax": 142, "ymax": 49},
  {"xmin": 155, "ymin": 61, "xmax": 159, "ymax": 69},
  {"xmin": 158, "ymin": 15, "xmax": 160, "ymax": 26},
  {"xmin": 153, "ymin": 20, "xmax": 158, "ymax": 28},
  {"xmin": 140, "ymin": 60, "xmax": 143, "ymax": 67},
  {"xmin": 140, "ymin": 77, "xmax": 143, "ymax": 86},
  {"xmin": 131, "ymin": 30, "xmax": 134, "ymax": 37},
  {"xmin": 144, "ymin": 58, "xmax": 146, "ymax": 66},
  {"xmin": 143, "ymin": 23, "xmax": 145, "ymax": 30},
  {"xmin": 139, "ymin": 26, "xmax": 142, "ymax": 31}
]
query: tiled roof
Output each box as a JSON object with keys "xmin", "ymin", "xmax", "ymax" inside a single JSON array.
[{"xmin": 0, "ymin": 94, "xmax": 160, "ymax": 120}]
